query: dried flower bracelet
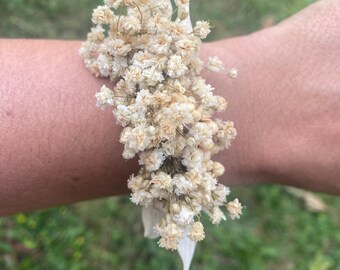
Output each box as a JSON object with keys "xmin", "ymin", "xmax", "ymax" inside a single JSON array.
[{"xmin": 80, "ymin": 0, "xmax": 242, "ymax": 269}]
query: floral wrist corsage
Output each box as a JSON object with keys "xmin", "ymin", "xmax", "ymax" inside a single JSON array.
[{"xmin": 80, "ymin": 0, "xmax": 242, "ymax": 268}]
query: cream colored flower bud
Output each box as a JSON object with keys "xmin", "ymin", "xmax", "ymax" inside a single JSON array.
[
  {"xmin": 127, "ymin": 175, "xmax": 144, "ymax": 190},
  {"xmin": 193, "ymin": 21, "xmax": 211, "ymax": 39},
  {"xmin": 187, "ymin": 103, "xmax": 195, "ymax": 111},
  {"xmin": 192, "ymin": 110, "xmax": 201, "ymax": 122},
  {"xmin": 92, "ymin": 5, "xmax": 114, "ymax": 25},
  {"xmin": 201, "ymin": 139, "xmax": 214, "ymax": 150},
  {"xmin": 212, "ymin": 161, "xmax": 225, "ymax": 177},
  {"xmin": 207, "ymin": 56, "xmax": 224, "ymax": 73},
  {"xmin": 217, "ymin": 96, "xmax": 227, "ymax": 112},
  {"xmin": 228, "ymin": 68, "xmax": 238, "ymax": 79},
  {"xmin": 188, "ymin": 222, "xmax": 205, "ymax": 242},
  {"xmin": 226, "ymin": 198, "xmax": 243, "ymax": 220},
  {"xmin": 158, "ymin": 223, "xmax": 182, "ymax": 250}
]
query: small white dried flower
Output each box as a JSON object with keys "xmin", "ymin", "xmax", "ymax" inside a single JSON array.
[
  {"xmin": 142, "ymin": 67, "xmax": 165, "ymax": 86},
  {"xmin": 175, "ymin": 38, "xmax": 197, "ymax": 56},
  {"xmin": 151, "ymin": 171, "xmax": 173, "ymax": 191},
  {"xmin": 188, "ymin": 222, "xmax": 205, "ymax": 242},
  {"xmin": 132, "ymin": 51, "xmax": 156, "ymax": 69},
  {"xmin": 114, "ymin": 104, "xmax": 132, "ymax": 127},
  {"xmin": 227, "ymin": 198, "xmax": 243, "ymax": 220},
  {"xmin": 173, "ymin": 206, "xmax": 195, "ymax": 225},
  {"xmin": 173, "ymin": 174, "xmax": 195, "ymax": 196},
  {"xmin": 121, "ymin": 16, "xmax": 142, "ymax": 34},
  {"xmin": 158, "ymin": 223, "xmax": 183, "ymax": 250},
  {"xmin": 148, "ymin": 34, "xmax": 172, "ymax": 54},
  {"xmin": 126, "ymin": 124, "xmax": 155, "ymax": 152},
  {"xmin": 111, "ymin": 55, "xmax": 128, "ymax": 77},
  {"xmin": 211, "ymin": 161, "xmax": 225, "ymax": 177},
  {"xmin": 193, "ymin": 21, "xmax": 211, "ymax": 39},
  {"xmin": 95, "ymin": 85, "xmax": 114, "ymax": 110},
  {"xmin": 182, "ymin": 147, "xmax": 204, "ymax": 170},
  {"xmin": 127, "ymin": 174, "xmax": 146, "ymax": 191},
  {"xmin": 212, "ymin": 184, "xmax": 230, "ymax": 205},
  {"xmin": 130, "ymin": 190, "xmax": 153, "ymax": 206},
  {"xmin": 97, "ymin": 53, "xmax": 112, "ymax": 77},
  {"xmin": 208, "ymin": 56, "xmax": 224, "ymax": 73},
  {"xmin": 228, "ymin": 68, "xmax": 238, "ymax": 79},
  {"xmin": 139, "ymin": 148, "xmax": 166, "ymax": 172},
  {"xmin": 210, "ymin": 206, "xmax": 226, "ymax": 224},
  {"xmin": 87, "ymin": 25, "xmax": 105, "ymax": 42},
  {"xmin": 92, "ymin": 5, "xmax": 114, "ymax": 25},
  {"xmin": 108, "ymin": 39, "xmax": 131, "ymax": 56},
  {"xmin": 167, "ymin": 55, "xmax": 188, "ymax": 78}
]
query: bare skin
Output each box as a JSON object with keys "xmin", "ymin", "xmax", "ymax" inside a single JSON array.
[{"xmin": 0, "ymin": 0, "xmax": 339, "ymax": 216}]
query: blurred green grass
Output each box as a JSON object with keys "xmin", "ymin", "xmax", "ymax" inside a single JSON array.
[{"xmin": 1, "ymin": 0, "xmax": 340, "ymax": 269}]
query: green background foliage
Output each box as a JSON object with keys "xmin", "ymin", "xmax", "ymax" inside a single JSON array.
[{"xmin": 1, "ymin": 0, "xmax": 340, "ymax": 269}]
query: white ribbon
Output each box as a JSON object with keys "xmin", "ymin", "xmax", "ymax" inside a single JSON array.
[
  {"xmin": 142, "ymin": 206, "xmax": 165, "ymax": 239},
  {"xmin": 178, "ymin": 235, "xmax": 196, "ymax": 270}
]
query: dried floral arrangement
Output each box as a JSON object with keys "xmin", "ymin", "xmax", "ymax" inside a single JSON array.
[{"xmin": 80, "ymin": 0, "xmax": 242, "ymax": 268}]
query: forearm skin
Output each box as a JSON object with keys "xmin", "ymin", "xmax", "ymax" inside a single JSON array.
[{"xmin": 0, "ymin": 40, "xmax": 137, "ymax": 215}]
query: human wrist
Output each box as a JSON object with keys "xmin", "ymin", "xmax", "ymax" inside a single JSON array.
[
  {"xmin": 0, "ymin": 39, "xmax": 135, "ymax": 215},
  {"xmin": 199, "ymin": 36, "xmax": 271, "ymax": 187},
  {"xmin": 237, "ymin": 10, "xmax": 340, "ymax": 193}
]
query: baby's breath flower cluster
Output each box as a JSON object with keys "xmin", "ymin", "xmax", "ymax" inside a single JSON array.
[{"xmin": 81, "ymin": 0, "xmax": 241, "ymax": 255}]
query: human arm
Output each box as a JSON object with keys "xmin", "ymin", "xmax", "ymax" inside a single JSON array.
[
  {"xmin": 0, "ymin": 0, "xmax": 339, "ymax": 216},
  {"xmin": 0, "ymin": 39, "xmax": 140, "ymax": 216},
  {"xmin": 212, "ymin": 0, "xmax": 340, "ymax": 193}
]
